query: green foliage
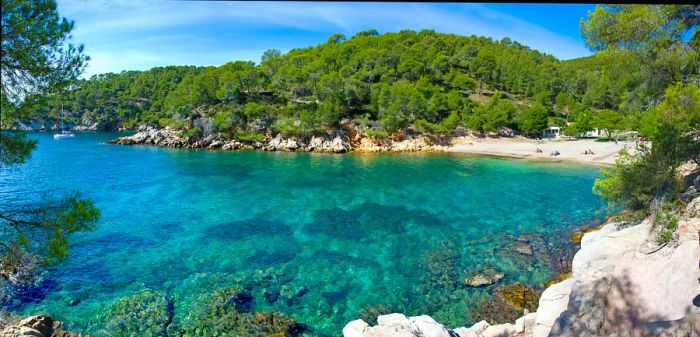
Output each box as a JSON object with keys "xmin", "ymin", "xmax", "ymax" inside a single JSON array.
[
  {"xmin": 564, "ymin": 109, "xmax": 594, "ymax": 136},
  {"xmin": 1, "ymin": 0, "xmax": 89, "ymax": 100},
  {"xmin": 0, "ymin": 131, "xmax": 38, "ymax": 165},
  {"xmin": 470, "ymin": 93, "xmax": 518, "ymax": 132},
  {"xmin": 642, "ymin": 83, "xmax": 700, "ymax": 138},
  {"xmin": 594, "ymin": 83, "xmax": 700, "ymax": 210},
  {"xmin": 518, "ymin": 103, "xmax": 549, "ymax": 135},
  {"xmin": 1, "ymin": 192, "xmax": 99, "ymax": 280},
  {"xmin": 326, "ymin": 33, "xmax": 346, "ymax": 44},
  {"xmin": 581, "ymin": 5, "xmax": 697, "ymax": 54},
  {"xmin": 270, "ymin": 118, "xmax": 298, "ymax": 136},
  {"xmin": 0, "ymin": 0, "xmax": 99, "ymax": 288},
  {"xmin": 365, "ymin": 129, "xmax": 390, "ymax": 139},
  {"xmin": 11, "ymin": 29, "xmax": 613, "ymax": 139},
  {"xmin": 375, "ymin": 81, "xmax": 426, "ymax": 131},
  {"xmin": 11, "ymin": 25, "xmax": 694, "ymax": 144},
  {"xmin": 415, "ymin": 111, "xmax": 462, "ymax": 135},
  {"xmin": 179, "ymin": 126, "xmax": 202, "ymax": 139},
  {"xmin": 1, "ymin": 0, "xmax": 87, "ymax": 165},
  {"xmin": 234, "ymin": 130, "xmax": 265, "ymax": 142},
  {"xmin": 652, "ymin": 206, "xmax": 678, "ymax": 245},
  {"xmin": 242, "ymin": 101, "xmax": 267, "ymax": 121},
  {"xmin": 593, "ymin": 109, "xmax": 622, "ymax": 137},
  {"xmin": 213, "ymin": 108, "xmax": 244, "ymax": 136},
  {"xmin": 581, "ymin": 5, "xmax": 699, "ymax": 103},
  {"xmin": 593, "ymin": 150, "xmax": 659, "ymax": 210}
]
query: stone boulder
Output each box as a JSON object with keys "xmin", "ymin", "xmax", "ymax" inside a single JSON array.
[
  {"xmin": 1, "ymin": 315, "xmax": 53, "ymax": 337},
  {"xmin": 464, "ymin": 271, "xmax": 504, "ymax": 287},
  {"xmin": 514, "ymin": 242, "xmax": 534, "ymax": 256},
  {"xmin": 343, "ymin": 314, "xmax": 456, "ymax": 337},
  {"xmin": 686, "ymin": 196, "xmax": 700, "ymax": 218},
  {"xmin": 0, "ymin": 315, "xmax": 83, "ymax": 337}
]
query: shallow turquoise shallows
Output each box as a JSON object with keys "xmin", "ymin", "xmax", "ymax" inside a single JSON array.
[{"xmin": 0, "ymin": 132, "xmax": 609, "ymax": 336}]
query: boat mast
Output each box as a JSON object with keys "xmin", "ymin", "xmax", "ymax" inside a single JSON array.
[{"xmin": 61, "ymin": 101, "xmax": 64, "ymax": 131}]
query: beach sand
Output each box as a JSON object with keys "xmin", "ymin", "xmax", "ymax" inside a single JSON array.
[{"xmin": 447, "ymin": 137, "xmax": 637, "ymax": 166}]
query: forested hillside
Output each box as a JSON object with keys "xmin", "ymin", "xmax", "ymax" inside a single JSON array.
[{"xmin": 6, "ymin": 29, "xmax": 697, "ymax": 139}]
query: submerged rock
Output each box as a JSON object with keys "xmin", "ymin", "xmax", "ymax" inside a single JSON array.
[
  {"xmin": 102, "ymin": 289, "xmax": 171, "ymax": 336},
  {"xmin": 513, "ymin": 242, "xmax": 534, "ymax": 256},
  {"xmin": 263, "ymin": 289, "xmax": 281, "ymax": 304},
  {"xmin": 172, "ymin": 286, "xmax": 306, "ymax": 337},
  {"xmin": 493, "ymin": 282, "xmax": 540, "ymax": 312},
  {"xmin": 463, "ymin": 271, "xmax": 505, "ymax": 287}
]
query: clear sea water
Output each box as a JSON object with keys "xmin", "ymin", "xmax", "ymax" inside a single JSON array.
[{"xmin": 0, "ymin": 132, "xmax": 609, "ymax": 336}]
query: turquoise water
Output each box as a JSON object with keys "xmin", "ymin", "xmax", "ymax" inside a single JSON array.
[{"xmin": 1, "ymin": 132, "xmax": 608, "ymax": 335}]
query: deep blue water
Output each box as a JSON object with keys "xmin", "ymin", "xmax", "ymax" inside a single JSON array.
[{"xmin": 0, "ymin": 132, "xmax": 609, "ymax": 335}]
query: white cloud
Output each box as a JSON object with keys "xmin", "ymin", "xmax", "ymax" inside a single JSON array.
[{"xmin": 56, "ymin": 1, "xmax": 592, "ymax": 77}]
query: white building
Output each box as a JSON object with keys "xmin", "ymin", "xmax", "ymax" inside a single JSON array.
[
  {"xmin": 542, "ymin": 126, "xmax": 561, "ymax": 138},
  {"xmin": 577, "ymin": 128, "xmax": 603, "ymax": 138}
]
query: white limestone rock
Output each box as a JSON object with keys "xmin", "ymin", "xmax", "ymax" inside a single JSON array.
[
  {"xmin": 532, "ymin": 279, "xmax": 573, "ymax": 337},
  {"xmin": 343, "ymin": 319, "xmax": 369, "ymax": 337},
  {"xmin": 408, "ymin": 315, "xmax": 452, "ymax": 337}
]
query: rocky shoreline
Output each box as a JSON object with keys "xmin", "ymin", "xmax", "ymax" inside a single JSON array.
[
  {"xmin": 104, "ymin": 124, "xmax": 626, "ymax": 166},
  {"xmin": 106, "ymin": 123, "xmax": 455, "ymax": 153},
  {"xmin": 343, "ymin": 180, "xmax": 700, "ymax": 337}
]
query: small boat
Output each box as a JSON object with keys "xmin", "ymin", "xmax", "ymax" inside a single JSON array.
[
  {"xmin": 53, "ymin": 102, "xmax": 75, "ymax": 140},
  {"xmin": 53, "ymin": 131, "xmax": 75, "ymax": 140}
]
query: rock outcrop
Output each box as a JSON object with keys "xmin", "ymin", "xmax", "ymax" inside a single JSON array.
[
  {"xmin": 343, "ymin": 194, "xmax": 700, "ymax": 337},
  {"xmin": 0, "ymin": 315, "xmax": 85, "ymax": 337},
  {"xmin": 108, "ymin": 125, "xmax": 191, "ymax": 148},
  {"xmin": 108, "ymin": 124, "xmax": 453, "ymax": 153}
]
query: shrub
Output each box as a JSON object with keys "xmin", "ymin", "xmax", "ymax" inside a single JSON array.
[
  {"xmin": 270, "ymin": 118, "xmax": 305, "ymax": 136},
  {"xmin": 365, "ymin": 129, "xmax": 389, "ymax": 139},
  {"xmin": 234, "ymin": 130, "xmax": 265, "ymax": 142},
  {"xmin": 179, "ymin": 126, "xmax": 202, "ymax": 139},
  {"xmin": 650, "ymin": 201, "xmax": 679, "ymax": 245},
  {"xmin": 414, "ymin": 111, "xmax": 462, "ymax": 135}
]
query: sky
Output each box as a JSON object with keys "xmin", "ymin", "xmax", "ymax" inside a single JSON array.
[{"xmin": 56, "ymin": 1, "xmax": 597, "ymax": 78}]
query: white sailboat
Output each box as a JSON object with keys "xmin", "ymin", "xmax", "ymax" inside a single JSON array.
[{"xmin": 53, "ymin": 102, "xmax": 75, "ymax": 139}]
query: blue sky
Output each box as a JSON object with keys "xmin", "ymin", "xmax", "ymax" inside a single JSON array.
[{"xmin": 56, "ymin": 1, "xmax": 597, "ymax": 78}]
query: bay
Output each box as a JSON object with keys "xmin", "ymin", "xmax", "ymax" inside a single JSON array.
[{"xmin": 0, "ymin": 132, "xmax": 609, "ymax": 336}]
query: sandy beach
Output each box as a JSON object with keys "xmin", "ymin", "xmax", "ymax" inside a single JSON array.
[{"xmin": 447, "ymin": 137, "xmax": 636, "ymax": 166}]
